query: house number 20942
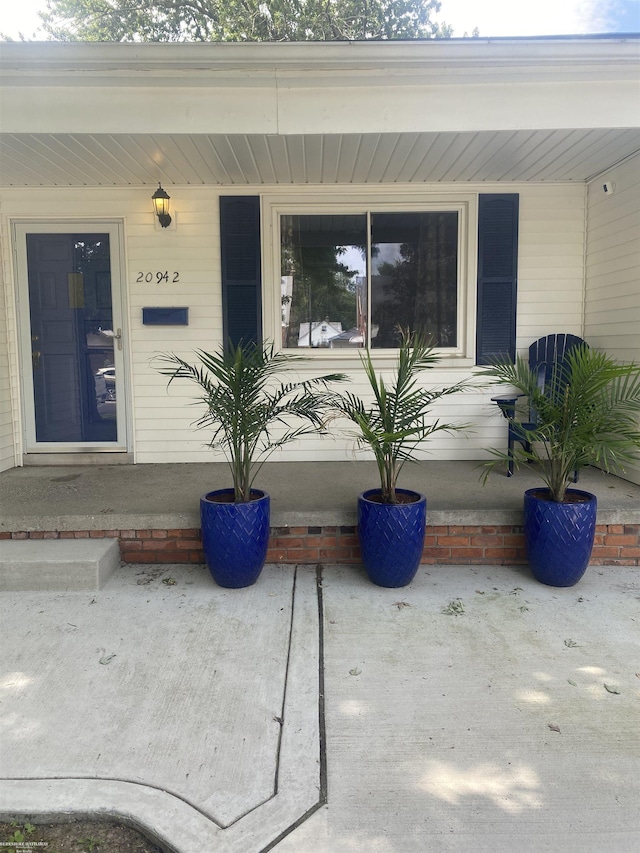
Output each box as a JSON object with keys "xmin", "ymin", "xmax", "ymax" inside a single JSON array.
[{"xmin": 136, "ymin": 271, "xmax": 180, "ymax": 284}]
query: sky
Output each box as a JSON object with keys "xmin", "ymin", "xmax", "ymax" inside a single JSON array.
[{"xmin": 1, "ymin": 0, "xmax": 639, "ymax": 39}]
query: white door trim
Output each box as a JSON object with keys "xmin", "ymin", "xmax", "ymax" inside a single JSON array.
[{"xmin": 13, "ymin": 220, "xmax": 130, "ymax": 454}]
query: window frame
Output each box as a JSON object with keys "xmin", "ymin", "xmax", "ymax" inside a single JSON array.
[{"xmin": 263, "ymin": 190, "xmax": 478, "ymax": 367}]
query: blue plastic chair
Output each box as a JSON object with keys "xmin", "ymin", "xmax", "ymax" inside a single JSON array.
[{"xmin": 492, "ymin": 334, "xmax": 586, "ymax": 477}]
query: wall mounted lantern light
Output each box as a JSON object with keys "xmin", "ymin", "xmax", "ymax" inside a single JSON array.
[{"xmin": 152, "ymin": 183, "xmax": 172, "ymax": 228}]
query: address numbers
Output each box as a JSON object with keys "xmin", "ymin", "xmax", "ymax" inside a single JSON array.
[{"xmin": 136, "ymin": 271, "xmax": 180, "ymax": 284}]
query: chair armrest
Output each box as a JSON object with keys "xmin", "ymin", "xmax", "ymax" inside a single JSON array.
[{"xmin": 491, "ymin": 394, "xmax": 524, "ymax": 419}]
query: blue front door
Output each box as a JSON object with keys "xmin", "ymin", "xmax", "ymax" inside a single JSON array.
[{"xmin": 25, "ymin": 232, "xmax": 119, "ymax": 444}]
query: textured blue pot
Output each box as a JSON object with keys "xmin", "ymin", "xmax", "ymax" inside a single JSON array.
[
  {"xmin": 200, "ymin": 489, "xmax": 270, "ymax": 588},
  {"xmin": 357, "ymin": 489, "xmax": 427, "ymax": 588},
  {"xmin": 523, "ymin": 488, "xmax": 597, "ymax": 587}
]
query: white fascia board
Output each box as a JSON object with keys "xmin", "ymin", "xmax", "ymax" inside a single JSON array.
[
  {"xmin": 2, "ymin": 79, "xmax": 638, "ymax": 136},
  {"xmin": 1, "ymin": 39, "xmax": 639, "ymax": 135},
  {"xmin": 278, "ymin": 80, "xmax": 640, "ymax": 134},
  {"xmin": 1, "ymin": 38, "xmax": 639, "ymax": 85},
  {"xmin": 0, "ymin": 86, "xmax": 280, "ymax": 134}
]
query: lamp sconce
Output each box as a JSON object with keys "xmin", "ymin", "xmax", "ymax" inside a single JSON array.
[{"xmin": 152, "ymin": 183, "xmax": 172, "ymax": 228}]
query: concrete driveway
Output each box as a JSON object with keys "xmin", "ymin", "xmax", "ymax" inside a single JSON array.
[{"xmin": 1, "ymin": 561, "xmax": 639, "ymax": 852}]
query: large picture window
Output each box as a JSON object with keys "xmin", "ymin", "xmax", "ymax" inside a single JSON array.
[{"xmin": 280, "ymin": 210, "xmax": 459, "ymax": 350}]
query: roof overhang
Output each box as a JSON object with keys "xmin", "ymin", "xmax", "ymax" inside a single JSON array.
[{"xmin": 1, "ymin": 38, "xmax": 639, "ymax": 187}]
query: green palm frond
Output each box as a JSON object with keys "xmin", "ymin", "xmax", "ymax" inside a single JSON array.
[
  {"xmin": 481, "ymin": 343, "xmax": 640, "ymax": 501},
  {"xmin": 155, "ymin": 341, "xmax": 346, "ymax": 502},
  {"xmin": 331, "ymin": 327, "xmax": 471, "ymax": 503}
]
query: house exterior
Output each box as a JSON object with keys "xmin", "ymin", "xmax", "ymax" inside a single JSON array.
[
  {"xmin": 297, "ymin": 321, "xmax": 344, "ymax": 348},
  {"xmin": 1, "ymin": 38, "xmax": 639, "ymax": 482}
]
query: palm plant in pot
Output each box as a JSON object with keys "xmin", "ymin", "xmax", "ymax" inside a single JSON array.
[
  {"xmin": 156, "ymin": 342, "xmax": 345, "ymax": 588},
  {"xmin": 331, "ymin": 328, "xmax": 470, "ymax": 587},
  {"xmin": 482, "ymin": 343, "xmax": 640, "ymax": 586}
]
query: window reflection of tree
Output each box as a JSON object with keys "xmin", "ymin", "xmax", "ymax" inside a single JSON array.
[
  {"xmin": 371, "ymin": 212, "xmax": 458, "ymax": 349},
  {"xmin": 281, "ymin": 215, "xmax": 367, "ymax": 347},
  {"xmin": 281, "ymin": 212, "xmax": 458, "ymax": 349}
]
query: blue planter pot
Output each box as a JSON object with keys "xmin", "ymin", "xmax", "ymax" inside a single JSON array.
[
  {"xmin": 523, "ymin": 488, "xmax": 597, "ymax": 587},
  {"xmin": 200, "ymin": 489, "xmax": 270, "ymax": 588},
  {"xmin": 357, "ymin": 489, "xmax": 427, "ymax": 588}
]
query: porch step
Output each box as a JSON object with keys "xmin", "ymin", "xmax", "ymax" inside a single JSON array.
[{"xmin": 0, "ymin": 539, "xmax": 120, "ymax": 591}]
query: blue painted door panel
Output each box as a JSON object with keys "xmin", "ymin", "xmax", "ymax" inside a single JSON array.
[{"xmin": 26, "ymin": 233, "xmax": 118, "ymax": 444}]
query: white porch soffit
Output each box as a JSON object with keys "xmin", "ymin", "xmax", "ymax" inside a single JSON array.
[{"xmin": 1, "ymin": 39, "xmax": 639, "ymax": 187}]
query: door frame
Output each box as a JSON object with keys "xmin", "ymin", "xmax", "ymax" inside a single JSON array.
[{"xmin": 13, "ymin": 220, "xmax": 131, "ymax": 455}]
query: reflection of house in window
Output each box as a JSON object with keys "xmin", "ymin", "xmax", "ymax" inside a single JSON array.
[
  {"xmin": 281, "ymin": 275, "xmax": 293, "ymax": 347},
  {"xmin": 298, "ymin": 320, "xmax": 343, "ymax": 347},
  {"xmin": 280, "ymin": 213, "xmax": 367, "ymax": 349},
  {"xmin": 329, "ymin": 328, "xmax": 363, "ymax": 348}
]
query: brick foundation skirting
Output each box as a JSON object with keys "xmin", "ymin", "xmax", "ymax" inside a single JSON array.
[{"xmin": 2, "ymin": 524, "xmax": 639, "ymax": 566}]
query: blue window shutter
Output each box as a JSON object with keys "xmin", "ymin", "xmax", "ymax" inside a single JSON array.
[
  {"xmin": 220, "ymin": 196, "xmax": 262, "ymax": 348},
  {"xmin": 476, "ymin": 194, "xmax": 519, "ymax": 365}
]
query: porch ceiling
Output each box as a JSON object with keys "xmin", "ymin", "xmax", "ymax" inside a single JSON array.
[
  {"xmin": 1, "ymin": 128, "xmax": 639, "ymax": 187},
  {"xmin": 2, "ymin": 40, "xmax": 638, "ymax": 188}
]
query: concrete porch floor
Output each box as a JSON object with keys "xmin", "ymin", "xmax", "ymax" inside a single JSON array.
[{"xmin": 2, "ymin": 460, "xmax": 640, "ymax": 532}]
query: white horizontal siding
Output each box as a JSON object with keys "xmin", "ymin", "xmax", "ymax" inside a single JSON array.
[
  {"xmin": 515, "ymin": 184, "xmax": 585, "ymax": 353},
  {"xmin": 0, "ymin": 182, "xmax": 587, "ymax": 466},
  {"xmin": 586, "ymin": 292, "xmax": 638, "ymax": 314},
  {"xmin": 133, "ymin": 437, "xmax": 504, "ymax": 465},
  {"xmin": 585, "ymin": 155, "xmax": 640, "ymax": 355},
  {"xmin": 586, "ymin": 268, "xmax": 640, "ymax": 297},
  {"xmin": 585, "ymin": 184, "xmax": 640, "ymax": 230},
  {"xmin": 585, "ymin": 154, "xmax": 640, "ymax": 484},
  {"xmin": 136, "ymin": 369, "xmax": 509, "ymax": 465}
]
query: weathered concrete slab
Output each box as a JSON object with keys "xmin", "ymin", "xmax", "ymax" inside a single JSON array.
[
  {"xmin": 0, "ymin": 538, "xmax": 120, "ymax": 591},
  {"xmin": 0, "ymin": 562, "xmax": 323, "ymax": 853},
  {"xmin": 1, "ymin": 461, "xmax": 639, "ymax": 532},
  {"xmin": 274, "ymin": 563, "xmax": 640, "ymax": 853},
  {"xmin": 1, "ymin": 559, "xmax": 638, "ymax": 852}
]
